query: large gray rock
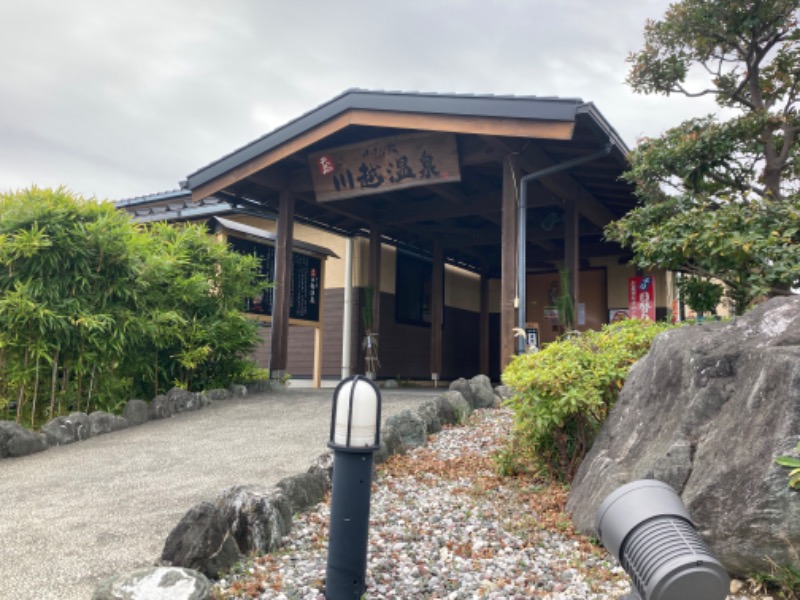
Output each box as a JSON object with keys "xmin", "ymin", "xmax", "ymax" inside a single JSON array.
[
  {"xmin": 215, "ymin": 485, "xmax": 292, "ymax": 555},
  {"xmin": 149, "ymin": 395, "xmax": 172, "ymax": 420},
  {"xmin": 375, "ymin": 425, "xmax": 405, "ymax": 464},
  {"xmin": 122, "ymin": 400, "xmax": 149, "ymax": 426},
  {"xmin": 308, "ymin": 450, "xmax": 334, "ymax": 483},
  {"xmin": 430, "ymin": 394, "xmax": 458, "ymax": 426},
  {"xmin": 246, "ymin": 380, "xmax": 271, "ymax": 394},
  {"xmin": 469, "ymin": 374, "xmax": 498, "ymax": 408},
  {"xmin": 166, "ymin": 387, "xmax": 200, "ymax": 414},
  {"xmin": 228, "ymin": 384, "xmax": 247, "ymax": 397},
  {"xmin": 161, "ymin": 502, "xmax": 240, "ymax": 578},
  {"xmin": 567, "ymin": 296, "xmax": 800, "ymax": 577},
  {"xmin": 385, "ymin": 409, "xmax": 427, "ymax": 448},
  {"xmin": 449, "ymin": 378, "xmax": 476, "ymax": 409},
  {"xmin": 41, "ymin": 412, "xmax": 91, "ymax": 446},
  {"xmin": 65, "ymin": 412, "xmax": 92, "ymax": 440},
  {"xmin": 205, "ymin": 389, "xmax": 232, "ymax": 403},
  {"xmin": 440, "ymin": 391, "xmax": 471, "ymax": 424},
  {"xmin": 89, "ymin": 411, "xmax": 129, "ymax": 437},
  {"xmin": 92, "ymin": 566, "xmax": 212, "ymax": 600},
  {"xmin": 494, "ymin": 385, "xmax": 515, "ymax": 401},
  {"xmin": 0, "ymin": 421, "xmax": 48, "ymax": 458},
  {"xmin": 416, "ymin": 400, "xmax": 443, "ymax": 435},
  {"xmin": 276, "ymin": 472, "xmax": 328, "ymax": 513}
]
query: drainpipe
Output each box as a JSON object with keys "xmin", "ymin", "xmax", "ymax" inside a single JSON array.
[
  {"xmin": 516, "ymin": 142, "xmax": 613, "ymax": 354},
  {"xmin": 341, "ymin": 237, "xmax": 354, "ymax": 379}
]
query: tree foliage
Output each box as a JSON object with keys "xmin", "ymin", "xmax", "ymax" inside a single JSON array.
[
  {"xmin": 0, "ymin": 187, "xmax": 267, "ymax": 426},
  {"xmin": 125, "ymin": 222, "xmax": 266, "ymax": 397},
  {"xmin": 606, "ymin": 0, "xmax": 800, "ymax": 312}
]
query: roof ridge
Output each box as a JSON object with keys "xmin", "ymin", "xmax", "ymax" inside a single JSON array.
[
  {"xmin": 115, "ymin": 188, "xmax": 190, "ymax": 206},
  {"xmin": 186, "ymin": 89, "xmax": 589, "ymax": 189}
]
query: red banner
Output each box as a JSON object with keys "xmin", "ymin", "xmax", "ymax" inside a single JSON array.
[{"xmin": 629, "ymin": 276, "xmax": 656, "ymax": 321}]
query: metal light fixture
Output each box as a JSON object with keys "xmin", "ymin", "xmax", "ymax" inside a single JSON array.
[
  {"xmin": 325, "ymin": 376, "xmax": 382, "ymax": 599},
  {"xmin": 595, "ymin": 479, "xmax": 729, "ymax": 600}
]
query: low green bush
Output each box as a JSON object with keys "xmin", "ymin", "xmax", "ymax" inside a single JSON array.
[
  {"xmin": 501, "ymin": 319, "xmax": 677, "ymax": 481},
  {"xmin": 0, "ymin": 187, "xmax": 269, "ymax": 427}
]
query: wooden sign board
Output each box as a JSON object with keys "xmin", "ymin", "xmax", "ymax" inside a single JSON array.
[
  {"xmin": 308, "ymin": 132, "xmax": 461, "ymax": 202},
  {"xmin": 227, "ymin": 236, "xmax": 322, "ymax": 323}
]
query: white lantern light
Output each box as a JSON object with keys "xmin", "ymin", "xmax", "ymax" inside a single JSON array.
[{"xmin": 329, "ymin": 376, "xmax": 381, "ymax": 449}]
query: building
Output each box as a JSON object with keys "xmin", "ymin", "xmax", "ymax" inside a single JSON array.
[{"xmin": 119, "ymin": 90, "xmax": 676, "ymax": 385}]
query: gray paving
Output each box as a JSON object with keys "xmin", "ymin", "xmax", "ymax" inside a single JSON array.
[{"xmin": 0, "ymin": 387, "xmax": 438, "ymax": 600}]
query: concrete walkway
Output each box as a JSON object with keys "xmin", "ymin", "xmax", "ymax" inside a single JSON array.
[{"xmin": 0, "ymin": 387, "xmax": 438, "ymax": 600}]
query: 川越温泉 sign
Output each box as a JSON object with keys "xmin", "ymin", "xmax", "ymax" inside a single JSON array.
[{"xmin": 307, "ymin": 132, "xmax": 461, "ymax": 202}]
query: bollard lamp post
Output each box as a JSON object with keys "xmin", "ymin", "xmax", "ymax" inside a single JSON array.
[
  {"xmin": 595, "ymin": 479, "xmax": 729, "ymax": 600},
  {"xmin": 325, "ymin": 375, "xmax": 382, "ymax": 600}
]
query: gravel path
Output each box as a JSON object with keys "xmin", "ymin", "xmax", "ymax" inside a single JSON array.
[
  {"xmin": 215, "ymin": 409, "xmax": 774, "ymax": 600},
  {"xmin": 0, "ymin": 387, "xmax": 438, "ymax": 600}
]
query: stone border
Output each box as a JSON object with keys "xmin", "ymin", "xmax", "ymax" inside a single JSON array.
[
  {"xmin": 0, "ymin": 381, "xmax": 270, "ymax": 460},
  {"xmin": 93, "ymin": 375, "xmax": 512, "ymax": 599}
]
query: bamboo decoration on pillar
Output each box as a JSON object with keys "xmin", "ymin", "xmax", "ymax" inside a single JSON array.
[{"xmin": 361, "ymin": 287, "xmax": 380, "ymax": 380}]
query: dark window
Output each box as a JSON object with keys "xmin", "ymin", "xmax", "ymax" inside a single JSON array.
[
  {"xmin": 228, "ymin": 236, "xmax": 321, "ymax": 322},
  {"xmin": 395, "ymin": 251, "xmax": 432, "ymax": 326}
]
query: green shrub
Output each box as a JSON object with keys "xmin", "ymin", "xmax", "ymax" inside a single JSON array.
[
  {"xmin": 501, "ymin": 319, "xmax": 677, "ymax": 481},
  {"xmin": 0, "ymin": 187, "xmax": 269, "ymax": 427},
  {"xmin": 775, "ymin": 440, "xmax": 800, "ymax": 490}
]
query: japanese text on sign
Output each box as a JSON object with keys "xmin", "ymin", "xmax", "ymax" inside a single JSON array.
[
  {"xmin": 227, "ymin": 236, "xmax": 322, "ymax": 323},
  {"xmin": 628, "ymin": 276, "xmax": 656, "ymax": 321},
  {"xmin": 308, "ymin": 132, "xmax": 461, "ymax": 202}
]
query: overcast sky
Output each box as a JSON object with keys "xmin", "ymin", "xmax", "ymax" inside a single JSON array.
[{"xmin": 0, "ymin": 0, "xmax": 721, "ymax": 202}]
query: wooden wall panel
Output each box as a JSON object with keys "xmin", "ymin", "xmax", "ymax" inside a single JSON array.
[
  {"xmin": 254, "ymin": 288, "xmax": 491, "ymax": 382},
  {"xmin": 253, "ymin": 287, "xmax": 346, "ymax": 380}
]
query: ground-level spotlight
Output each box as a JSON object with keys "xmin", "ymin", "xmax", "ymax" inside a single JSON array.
[
  {"xmin": 595, "ymin": 479, "xmax": 729, "ymax": 600},
  {"xmin": 325, "ymin": 375, "xmax": 381, "ymax": 599}
]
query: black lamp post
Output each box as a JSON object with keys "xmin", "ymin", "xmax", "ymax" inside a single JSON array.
[{"xmin": 325, "ymin": 375, "xmax": 382, "ymax": 600}]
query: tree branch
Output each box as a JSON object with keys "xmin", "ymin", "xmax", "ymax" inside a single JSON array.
[
  {"xmin": 672, "ymin": 84, "xmax": 723, "ymax": 98},
  {"xmin": 777, "ymin": 123, "xmax": 800, "ymax": 167}
]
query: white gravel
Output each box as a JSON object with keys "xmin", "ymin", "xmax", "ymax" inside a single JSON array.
[{"xmin": 214, "ymin": 409, "xmax": 772, "ymax": 600}]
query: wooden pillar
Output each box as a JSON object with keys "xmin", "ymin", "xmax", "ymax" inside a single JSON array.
[
  {"xmin": 269, "ymin": 190, "xmax": 294, "ymax": 380},
  {"xmin": 479, "ymin": 262, "xmax": 490, "ymax": 375},
  {"xmin": 564, "ymin": 198, "xmax": 580, "ymax": 312},
  {"xmin": 430, "ymin": 241, "xmax": 444, "ymax": 382},
  {"xmin": 312, "ymin": 260, "xmax": 326, "ymax": 388},
  {"xmin": 368, "ymin": 225, "xmax": 382, "ymax": 334},
  {"xmin": 500, "ymin": 155, "xmax": 520, "ymax": 371}
]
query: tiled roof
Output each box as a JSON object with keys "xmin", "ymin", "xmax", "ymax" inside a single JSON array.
[{"xmin": 185, "ymin": 89, "xmax": 627, "ymax": 191}]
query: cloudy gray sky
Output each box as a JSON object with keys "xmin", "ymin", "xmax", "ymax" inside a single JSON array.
[{"xmin": 0, "ymin": 0, "xmax": 720, "ymax": 201}]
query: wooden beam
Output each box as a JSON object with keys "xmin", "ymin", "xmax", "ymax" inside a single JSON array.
[
  {"xmin": 248, "ymin": 169, "xmax": 288, "ymax": 191},
  {"xmin": 383, "ymin": 193, "xmax": 499, "ymax": 225},
  {"xmin": 565, "ymin": 197, "xmax": 580, "ymax": 314},
  {"xmin": 430, "ymin": 241, "xmax": 444, "ymax": 379},
  {"xmin": 192, "ymin": 112, "xmax": 356, "ymax": 202},
  {"xmin": 479, "ymin": 262, "xmax": 490, "ymax": 375},
  {"xmin": 484, "ymin": 138, "xmax": 616, "ymax": 228},
  {"xmin": 249, "ymin": 168, "xmax": 314, "ymax": 194},
  {"xmin": 427, "ymin": 183, "xmax": 467, "ymax": 204},
  {"xmin": 368, "ymin": 225, "xmax": 382, "ymax": 346},
  {"xmin": 520, "ymin": 145, "xmax": 616, "ymax": 228},
  {"xmin": 349, "ymin": 109, "xmax": 575, "ymax": 140},
  {"xmin": 460, "ymin": 137, "xmax": 504, "ymax": 166},
  {"xmin": 269, "ymin": 190, "xmax": 295, "ymax": 380},
  {"xmin": 501, "ymin": 154, "xmax": 520, "ymax": 371},
  {"xmin": 192, "ymin": 108, "xmax": 574, "ymax": 203}
]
